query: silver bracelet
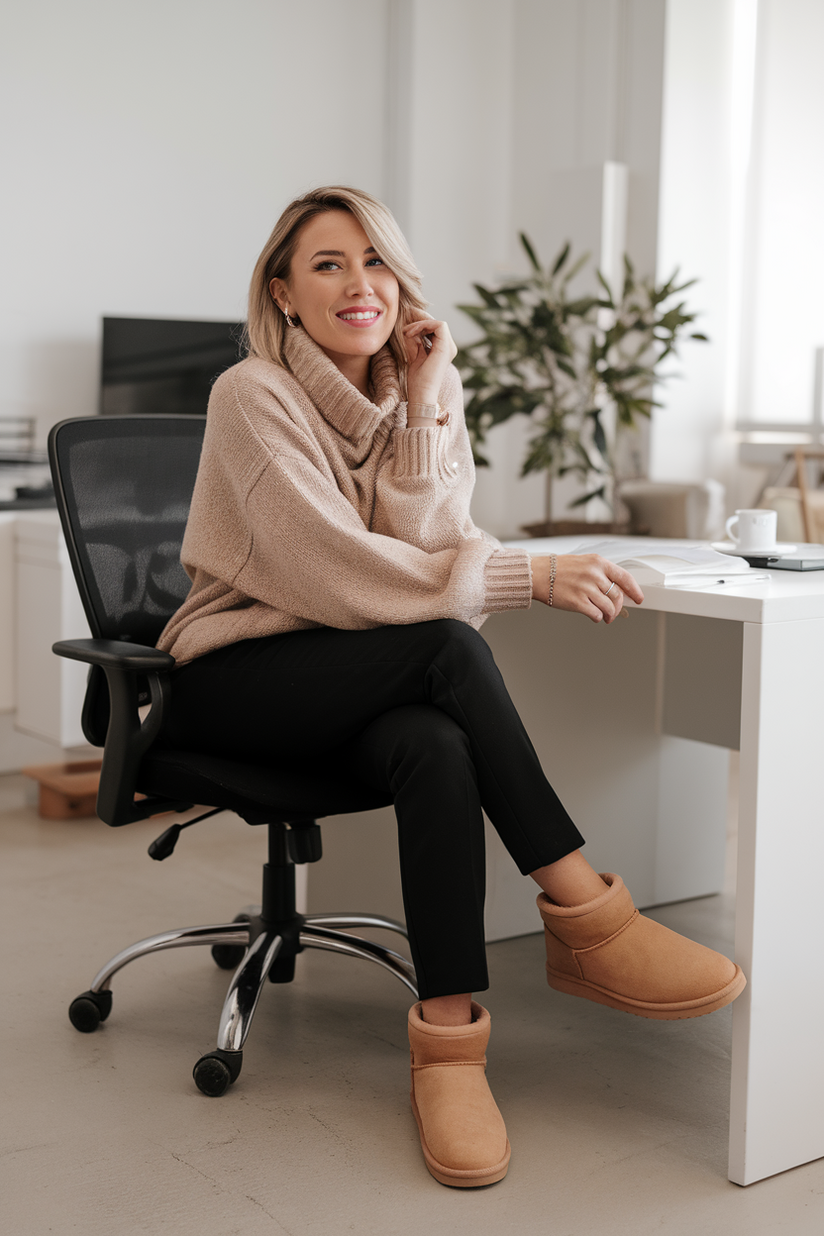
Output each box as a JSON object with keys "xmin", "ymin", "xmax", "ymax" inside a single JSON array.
[{"xmin": 548, "ymin": 554, "xmax": 557, "ymax": 607}]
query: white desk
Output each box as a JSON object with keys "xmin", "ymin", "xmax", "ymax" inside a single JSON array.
[{"xmin": 501, "ymin": 537, "xmax": 824, "ymax": 1186}]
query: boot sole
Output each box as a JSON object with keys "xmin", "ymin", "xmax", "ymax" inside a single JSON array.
[
  {"xmin": 546, "ymin": 962, "xmax": 747, "ymax": 1020},
  {"xmin": 410, "ymin": 1092, "xmax": 511, "ymax": 1187}
]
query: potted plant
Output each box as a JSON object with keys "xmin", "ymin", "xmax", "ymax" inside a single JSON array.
[{"xmin": 455, "ymin": 236, "xmax": 707, "ymax": 534}]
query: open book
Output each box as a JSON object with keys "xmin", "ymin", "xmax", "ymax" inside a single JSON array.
[{"xmin": 578, "ymin": 540, "xmax": 763, "ymax": 588}]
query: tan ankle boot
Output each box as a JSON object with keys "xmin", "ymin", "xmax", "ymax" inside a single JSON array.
[
  {"xmin": 538, "ymin": 873, "xmax": 746, "ymax": 1020},
  {"xmin": 408, "ymin": 1002, "xmax": 511, "ymax": 1187}
]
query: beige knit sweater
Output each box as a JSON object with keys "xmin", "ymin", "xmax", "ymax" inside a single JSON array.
[{"xmin": 156, "ymin": 327, "xmax": 533, "ymax": 664}]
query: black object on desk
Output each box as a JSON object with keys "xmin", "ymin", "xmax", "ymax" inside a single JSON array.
[
  {"xmin": 745, "ymin": 544, "xmax": 824, "ymax": 571},
  {"xmin": 0, "ymin": 449, "xmax": 55, "ymax": 509}
]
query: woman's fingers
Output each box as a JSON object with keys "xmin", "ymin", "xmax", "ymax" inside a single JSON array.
[
  {"xmin": 597, "ymin": 579, "xmax": 624, "ymax": 624},
  {"xmin": 403, "ymin": 318, "xmax": 457, "ymax": 361},
  {"xmin": 405, "ymin": 318, "xmax": 458, "ymax": 407},
  {"xmin": 533, "ymin": 554, "xmax": 644, "ymax": 623},
  {"xmin": 608, "ymin": 564, "xmax": 644, "ymax": 606}
]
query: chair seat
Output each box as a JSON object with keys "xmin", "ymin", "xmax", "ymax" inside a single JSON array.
[{"xmin": 138, "ymin": 746, "xmax": 393, "ymax": 824}]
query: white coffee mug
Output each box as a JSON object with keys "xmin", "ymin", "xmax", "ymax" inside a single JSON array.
[{"xmin": 725, "ymin": 508, "xmax": 778, "ymax": 552}]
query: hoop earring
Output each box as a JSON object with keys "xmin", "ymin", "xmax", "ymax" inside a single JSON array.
[{"xmin": 283, "ymin": 307, "xmax": 297, "ymax": 328}]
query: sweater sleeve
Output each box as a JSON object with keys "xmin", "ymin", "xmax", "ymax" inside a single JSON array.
[
  {"xmin": 372, "ymin": 366, "xmax": 480, "ymax": 553},
  {"xmin": 233, "ymin": 450, "xmax": 532, "ymax": 629}
]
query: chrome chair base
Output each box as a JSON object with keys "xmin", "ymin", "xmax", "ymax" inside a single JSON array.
[
  {"xmin": 69, "ymin": 909, "xmax": 417, "ymax": 1096},
  {"xmin": 67, "ymin": 820, "xmax": 417, "ymax": 1096}
]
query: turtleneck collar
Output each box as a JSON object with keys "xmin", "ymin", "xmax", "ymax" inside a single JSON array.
[{"xmin": 283, "ymin": 327, "xmax": 402, "ymax": 441}]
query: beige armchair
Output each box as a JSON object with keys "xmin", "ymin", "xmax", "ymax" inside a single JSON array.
[{"xmin": 618, "ymin": 479, "xmax": 726, "ymax": 540}]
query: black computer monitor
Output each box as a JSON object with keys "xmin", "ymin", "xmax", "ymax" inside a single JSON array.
[{"xmin": 100, "ymin": 316, "xmax": 245, "ymax": 417}]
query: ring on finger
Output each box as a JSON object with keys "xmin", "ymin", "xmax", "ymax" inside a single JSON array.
[{"xmin": 604, "ymin": 581, "xmax": 617, "ymax": 597}]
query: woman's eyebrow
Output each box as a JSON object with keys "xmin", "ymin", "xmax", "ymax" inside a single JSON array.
[{"xmin": 308, "ymin": 247, "xmax": 377, "ymax": 260}]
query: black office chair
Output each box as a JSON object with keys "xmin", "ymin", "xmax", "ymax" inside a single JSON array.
[{"xmin": 49, "ymin": 415, "xmax": 417, "ymax": 1097}]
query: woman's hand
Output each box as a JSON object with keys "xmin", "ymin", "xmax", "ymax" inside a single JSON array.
[
  {"xmin": 531, "ymin": 554, "xmax": 644, "ymax": 624},
  {"xmin": 403, "ymin": 317, "xmax": 457, "ymax": 411}
]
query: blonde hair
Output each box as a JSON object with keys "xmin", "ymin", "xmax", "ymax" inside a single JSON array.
[{"xmin": 246, "ymin": 186, "xmax": 428, "ymax": 394}]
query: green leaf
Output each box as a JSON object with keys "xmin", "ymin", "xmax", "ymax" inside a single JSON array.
[
  {"xmin": 566, "ymin": 297, "xmax": 599, "ymax": 317},
  {"xmin": 456, "ymin": 304, "xmax": 489, "ymax": 326},
  {"xmin": 472, "ymin": 284, "xmax": 501, "ymax": 309},
  {"xmin": 596, "ymin": 270, "xmax": 615, "ymax": 305},
  {"xmin": 550, "ymin": 241, "xmax": 570, "ymax": 275},
  {"xmin": 472, "ymin": 388, "xmax": 545, "ymax": 426},
  {"xmin": 589, "ymin": 410, "xmax": 607, "ymax": 458},
  {"xmin": 563, "ymin": 251, "xmax": 590, "ymax": 284},
  {"xmin": 520, "ymin": 233, "xmax": 543, "ymax": 273},
  {"xmin": 521, "ymin": 435, "xmax": 563, "ymax": 476},
  {"xmin": 568, "ymin": 485, "xmax": 607, "ymax": 509},
  {"xmin": 459, "ymin": 372, "xmax": 489, "ymax": 390},
  {"xmin": 622, "ymin": 253, "xmax": 635, "ymax": 299}
]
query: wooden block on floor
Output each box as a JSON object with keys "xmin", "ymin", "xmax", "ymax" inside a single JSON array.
[{"xmin": 21, "ymin": 759, "xmax": 102, "ymax": 819}]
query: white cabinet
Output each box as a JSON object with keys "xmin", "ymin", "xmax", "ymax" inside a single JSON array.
[{"xmin": 14, "ymin": 512, "xmax": 91, "ymax": 748}]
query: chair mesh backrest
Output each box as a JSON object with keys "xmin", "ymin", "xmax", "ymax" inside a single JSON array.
[{"xmin": 49, "ymin": 416, "xmax": 205, "ymax": 645}]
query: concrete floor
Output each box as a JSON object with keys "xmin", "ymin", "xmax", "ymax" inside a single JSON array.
[{"xmin": 2, "ymin": 774, "xmax": 824, "ymax": 1235}]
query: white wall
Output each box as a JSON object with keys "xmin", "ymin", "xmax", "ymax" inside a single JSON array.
[
  {"xmin": 1, "ymin": 0, "xmax": 668, "ymax": 538},
  {"xmin": 0, "ymin": 0, "xmax": 389, "ymax": 445}
]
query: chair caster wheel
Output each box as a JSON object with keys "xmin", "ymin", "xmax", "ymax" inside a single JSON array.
[
  {"xmin": 69, "ymin": 990, "xmax": 113, "ymax": 1033},
  {"xmin": 193, "ymin": 1049, "xmax": 243, "ymax": 1096},
  {"xmin": 211, "ymin": 914, "xmax": 251, "ymax": 971}
]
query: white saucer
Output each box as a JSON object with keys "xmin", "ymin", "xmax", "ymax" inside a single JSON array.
[{"xmin": 712, "ymin": 540, "xmax": 797, "ymax": 558}]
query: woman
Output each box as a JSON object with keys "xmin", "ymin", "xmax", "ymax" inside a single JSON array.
[{"xmin": 157, "ymin": 187, "xmax": 745, "ymax": 1188}]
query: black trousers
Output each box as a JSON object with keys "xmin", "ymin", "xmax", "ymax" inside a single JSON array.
[{"xmin": 161, "ymin": 619, "xmax": 585, "ymax": 1000}]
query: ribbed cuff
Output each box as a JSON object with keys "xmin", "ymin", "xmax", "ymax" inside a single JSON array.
[
  {"xmin": 482, "ymin": 549, "xmax": 533, "ymax": 613},
  {"xmin": 393, "ymin": 426, "xmax": 444, "ymax": 477}
]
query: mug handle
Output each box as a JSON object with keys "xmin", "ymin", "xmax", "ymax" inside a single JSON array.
[{"xmin": 725, "ymin": 514, "xmax": 739, "ymax": 543}]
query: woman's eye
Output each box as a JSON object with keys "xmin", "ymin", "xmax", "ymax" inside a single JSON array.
[
  {"xmin": 314, "ymin": 260, "xmax": 340, "ymax": 271},
  {"xmin": 366, "ymin": 257, "xmax": 384, "ymax": 267}
]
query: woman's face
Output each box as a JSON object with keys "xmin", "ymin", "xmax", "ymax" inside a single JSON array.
[{"xmin": 271, "ymin": 211, "xmax": 400, "ymax": 370}]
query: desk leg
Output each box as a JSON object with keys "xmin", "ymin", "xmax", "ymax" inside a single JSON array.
[{"xmin": 729, "ymin": 617, "xmax": 824, "ymax": 1184}]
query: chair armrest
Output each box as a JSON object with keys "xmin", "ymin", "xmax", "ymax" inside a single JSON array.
[
  {"xmin": 52, "ymin": 638, "xmax": 187, "ymax": 827},
  {"xmin": 53, "ymin": 638, "xmax": 176, "ymax": 673}
]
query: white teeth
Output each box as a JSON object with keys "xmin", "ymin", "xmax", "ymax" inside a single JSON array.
[{"xmin": 339, "ymin": 311, "xmax": 379, "ymax": 321}]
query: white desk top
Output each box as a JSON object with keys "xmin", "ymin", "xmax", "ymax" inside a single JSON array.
[{"xmin": 503, "ymin": 535, "xmax": 824, "ymax": 624}]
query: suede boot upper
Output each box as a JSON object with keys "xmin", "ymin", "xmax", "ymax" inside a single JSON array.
[
  {"xmin": 538, "ymin": 873, "xmax": 746, "ymax": 1018},
  {"xmin": 408, "ymin": 1001, "xmax": 510, "ymax": 1186}
]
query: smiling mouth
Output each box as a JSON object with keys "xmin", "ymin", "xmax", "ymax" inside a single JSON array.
[{"xmin": 337, "ymin": 310, "xmax": 381, "ymax": 322}]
